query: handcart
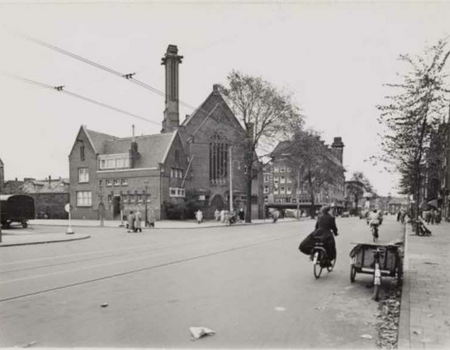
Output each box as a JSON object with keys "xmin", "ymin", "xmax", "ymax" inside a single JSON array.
[{"xmin": 349, "ymin": 243, "xmax": 403, "ymax": 301}]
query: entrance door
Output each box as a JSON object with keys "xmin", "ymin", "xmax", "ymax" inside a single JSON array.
[
  {"xmin": 113, "ymin": 196, "xmax": 121, "ymax": 219},
  {"xmin": 211, "ymin": 194, "xmax": 224, "ymax": 211}
]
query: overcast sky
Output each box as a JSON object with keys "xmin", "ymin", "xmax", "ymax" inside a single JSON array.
[{"xmin": 1, "ymin": 0, "xmax": 449, "ymax": 196}]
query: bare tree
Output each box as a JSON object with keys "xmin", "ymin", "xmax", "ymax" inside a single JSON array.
[
  {"xmin": 377, "ymin": 39, "xmax": 450, "ymax": 231},
  {"xmin": 219, "ymin": 71, "xmax": 304, "ymax": 222},
  {"xmin": 345, "ymin": 171, "xmax": 375, "ymax": 214}
]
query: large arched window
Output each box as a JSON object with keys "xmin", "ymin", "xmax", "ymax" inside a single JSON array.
[{"xmin": 209, "ymin": 134, "xmax": 228, "ymax": 185}]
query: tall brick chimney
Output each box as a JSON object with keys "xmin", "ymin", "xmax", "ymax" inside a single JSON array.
[{"xmin": 161, "ymin": 45, "xmax": 183, "ymax": 133}]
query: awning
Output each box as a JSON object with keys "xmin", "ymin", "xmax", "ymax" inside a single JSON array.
[{"xmin": 428, "ymin": 199, "xmax": 438, "ymax": 208}]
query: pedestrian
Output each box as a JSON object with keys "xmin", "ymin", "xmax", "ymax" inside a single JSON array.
[
  {"xmin": 134, "ymin": 211, "xmax": 142, "ymax": 232},
  {"xmin": 397, "ymin": 211, "xmax": 401, "ymax": 222},
  {"xmin": 239, "ymin": 208, "xmax": 245, "ymax": 222},
  {"xmin": 272, "ymin": 209, "xmax": 279, "ymax": 223},
  {"xmin": 148, "ymin": 209, "xmax": 156, "ymax": 228},
  {"xmin": 220, "ymin": 209, "xmax": 226, "ymax": 223},
  {"xmin": 127, "ymin": 211, "xmax": 135, "ymax": 233},
  {"xmin": 196, "ymin": 209, "xmax": 203, "ymax": 224},
  {"xmin": 214, "ymin": 209, "xmax": 220, "ymax": 222}
]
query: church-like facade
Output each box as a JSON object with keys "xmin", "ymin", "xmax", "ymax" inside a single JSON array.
[{"xmin": 68, "ymin": 45, "xmax": 263, "ymax": 221}]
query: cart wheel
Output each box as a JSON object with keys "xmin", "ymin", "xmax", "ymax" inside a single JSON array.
[
  {"xmin": 373, "ymin": 285, "xmax": 380, "ymax": 301},
  {"xmin": 327, "ymin": 258, "xmax": 336, "ymax": 272},
  {"xmin": 22, "ymin": 221, "xmax": 28, "ymax": 228},
  {"xmin": 350, "ymin": 264, "xmax": 356, "ymax": 282}
]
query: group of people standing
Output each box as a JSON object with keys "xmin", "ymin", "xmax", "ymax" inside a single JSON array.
[
  {"xmin": 127, "ymin": 210, "xmax": 155, "ymax": 232},
  {"xmin": 422, "ymin": 208, "xmax": 442, "ymax": 225}
]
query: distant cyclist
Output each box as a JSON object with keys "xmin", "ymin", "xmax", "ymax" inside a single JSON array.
[{"xmin": 369, "ymin": 209, "xmax": 381, "ymax": 241}]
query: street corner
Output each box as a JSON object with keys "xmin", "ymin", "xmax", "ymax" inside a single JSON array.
[{"xmin": 0, "ymin": 232, "xmax": 90, "ymax": 247}]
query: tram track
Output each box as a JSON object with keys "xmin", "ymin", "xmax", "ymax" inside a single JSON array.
[{"xmin": 0, "ymin": 231, "xmax": 303, "ymax": 304}]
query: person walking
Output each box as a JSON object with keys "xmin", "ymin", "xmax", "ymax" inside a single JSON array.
[
  {"xmin": 127, "ymin": 211, "xmax": 135, "ymax": 233},
  {"xmin": 148, "ymin": 209, "xmax": 156, "ymax": 228},
  {"xmin": 239, "ymin": 208, "xmax": 245, "ymax": 222},
  {"xmin": 214, "ymin": 209, "xmax": 220, "ymax": 222},
  {"xmin": 196, "ymin": 209, "xmax": 203, "ymax": 224},
  {"xmin": 134, "ymin": 211, "xmax": 142, "ymax": 232}
]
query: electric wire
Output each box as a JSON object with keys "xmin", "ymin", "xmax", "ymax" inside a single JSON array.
[
  {"xmin": 14, "ymin": 30, "xmax": 199, "ymax": 110},
  {"xmin": 1, "ymin": 73, "xmax": 160, "ymax": 126}
]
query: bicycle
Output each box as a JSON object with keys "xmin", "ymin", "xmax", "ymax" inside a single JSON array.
[
  {"xmin": 370, "ymin": 223, "xmax": 379, "ymax": 243},
  {"xmin": 372, "ymin": 247, "xmax": 384, "ymax": 301},
  {"xmin": 310, "ymin": 242, "xmax": 336, "ymax": 279}
]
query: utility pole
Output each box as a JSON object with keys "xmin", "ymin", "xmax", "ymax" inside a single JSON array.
[
  {"xmin": 229, "ymin": 146, "xmax": 233, "ymax": 212},
  {"xmin": 145, "ymin": 181, "xmax": 149, "ymax": 227}
]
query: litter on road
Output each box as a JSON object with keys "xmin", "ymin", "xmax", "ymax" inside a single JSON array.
[
  {"xmin": 190, "ymin": 327, "xmax": 215, "ymax": 340},
  {"xmin": 275, "ymin": 307, "xmax": 286, "ymax": 312},
  {"xmin": 361, "ymin": 334, "xmax": 373, "ymax": 339},
  {"xmin": 101, "ymin": 303, "xmax": 109, "ymax": 308}
]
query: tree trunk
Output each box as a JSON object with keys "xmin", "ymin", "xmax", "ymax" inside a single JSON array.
[
  {"xmin": 245, "ymin": 170, "xmax": 252, "ymax": 223},
  {"xmin": 308, "ymin": 173, "xmax": 315, "ymax": 219}
]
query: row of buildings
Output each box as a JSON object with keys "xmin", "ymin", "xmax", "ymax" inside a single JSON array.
[{"xmin": 2, "ymin": 45, "xmax": 350, "ymax": 222}]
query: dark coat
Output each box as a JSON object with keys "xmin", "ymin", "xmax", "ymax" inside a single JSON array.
[{"xmin": 314, "ymin": 213, "xmax": 338, "ymax": 238}]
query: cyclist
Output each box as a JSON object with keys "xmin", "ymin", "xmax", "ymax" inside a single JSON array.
[
  {"xmin": 313, "ymin": 205, "xmax": 339, "ymax": 267},
  {"xmin": 369, "ymin": 209, "xmax": 381, "ymax": 240}
]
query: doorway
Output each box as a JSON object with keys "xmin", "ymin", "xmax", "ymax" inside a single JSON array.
[{"xmin": 113, "ymin": 196, "xmax": 121, "ymax": 219}]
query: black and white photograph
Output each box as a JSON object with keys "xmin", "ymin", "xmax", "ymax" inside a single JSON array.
[{"xmin": 1, "ymin": 0, "xmax": 450, "ymax": 348}]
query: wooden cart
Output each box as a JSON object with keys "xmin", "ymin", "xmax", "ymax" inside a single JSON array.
[{"xmin": 349, "ymin": 243, "xmax": 402, "ymax": 300}]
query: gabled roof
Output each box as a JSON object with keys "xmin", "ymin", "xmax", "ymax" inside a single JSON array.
[
  {"xmin": 23, "ymin": 178, "xmax": 70, "ymax": 194},
  {"xmin": 270, "ymin": 141, "xmax": 292, "ymax": 157},
  {"xmin": 103, "ymin": 132, "xmax": 176, "ymax": 168},
  {"xmin": 72, "ymin": 126, "xmax": 181, "ymax": 169},
  {"xmin": 181, "ymin": 87, "xmax": 244, "ymax": 134},
  {"xmin": 86, "ymin": 128, "xmax": 118, "ymax": 154}
]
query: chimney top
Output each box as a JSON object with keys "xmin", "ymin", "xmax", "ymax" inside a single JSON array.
[
  {"xmin": 213, "ymin": 84, "xmax": 220, "ymax": 93},
  {"xmin": 332, "ymin": 137, "xmax": 344, "ymax": 148}
]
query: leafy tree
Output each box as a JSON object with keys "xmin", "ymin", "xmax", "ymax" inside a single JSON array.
[
  {"xmin": 346, "ymin": 171, "xmax": 374, "ymax": 214},
  {"xmin": 219, "ymin": 71, "xmax": 304, "ymax": 222},
  {"xmin": 377, "ymin": 39, "xmax": 450, "ymax": 230}
]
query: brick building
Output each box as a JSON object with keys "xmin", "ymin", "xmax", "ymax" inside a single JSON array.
[
  {"xmin": 263, "ymin": 137, "xmax": 346, "ymax": 215},
  {"xmin": 22, "ymin": 177, "xmax": 70, "ymax": 219},
  {"xmin": 69, "ymin": 45, "xmax": 263, "ymax": 221}
]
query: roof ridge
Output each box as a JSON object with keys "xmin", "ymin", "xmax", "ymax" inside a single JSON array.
[{"xmin": 85, "ymin": 128, "xmax": 118, "ymax": 139}]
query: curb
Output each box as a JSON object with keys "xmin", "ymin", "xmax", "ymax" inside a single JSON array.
[
  {"xmin": 398, "ymin": 223, "xmax": 411, "ymax": 349},
  {"xmin": 28, "ymin": 218, "xmax": 306, "ymax": 230},
  {"xmin": 0, "ymin": 234, "xmax": 91, "ymax": 248}
]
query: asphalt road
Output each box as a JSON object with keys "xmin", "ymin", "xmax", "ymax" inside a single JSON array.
[{"xmin": 0, "ymin": 216, "xmax": 403, "ymax": 348}]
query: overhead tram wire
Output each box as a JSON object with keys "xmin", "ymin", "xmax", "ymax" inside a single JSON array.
[
  {"xmin": 2, "ymin": 73, "xmax": 160, "ymax": 126},
  {"xmin": 14, "ymin": 31, "xmax": 199, "ymax": 111}
]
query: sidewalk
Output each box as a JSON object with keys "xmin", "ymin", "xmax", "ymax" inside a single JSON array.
[
  {"xmin": 0, "ymin": 217, "xmax": 302, "ymax": 247},
  {"xmin": 398, "ymin": 221, "xmax": 450, "ymax": 349}
]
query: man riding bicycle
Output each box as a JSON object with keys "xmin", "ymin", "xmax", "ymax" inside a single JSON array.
[{"xmin": 369, "ymin": 209, "xmax": 382, "ymax": 240}]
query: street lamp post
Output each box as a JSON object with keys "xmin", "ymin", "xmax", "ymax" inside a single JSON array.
[
  {"xmin": 144, "ymin": 180, "xmax": 149, "ymax": 227},
  {"xmin": 229, "ymin": 146, "xmax": 233, "ymax": 213},
  {"xmin": 297, "ymin": 169, "xmax": 300, "ymax": 220}
]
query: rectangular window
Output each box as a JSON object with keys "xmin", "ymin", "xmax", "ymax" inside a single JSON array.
[
  {"xmin": 171, "ymin": 169, "xmax": 174, "ymax": 178},
  {"xmin": 113, "ymin": 179, "xmax": 120, "ymax": 186},
  {"xmin": 274, "ymin": 167, "xmax": 279, "ymax": 173},
  {"xmin": 106, "ymin": 179, "xmax": 113, "ymax": 187},
  {"xmin": 280, "ymin": 167, "xmax": 285, "ymax": 173},
  {"xmin": 99, "ymin": 180, "xmax": 103, "ymax": 186},
  {"xmin": 80, "ymin": 145, "xmax": 85, "ymax": 161},
  {"xmin": 287, "ymin": 187, "xmax": 292, "ymax": 194},
  {"xmin": 169, "ymin": 187, "xmax": 185, "ymax": 198},
  {"xmin": 280, "ymin": 176, "xmax": 285, "ymax": 184},
  {"xmin": 280, "ymin": 187, "xmax": 285, "ymax": 194},
  {"xmin": 170, "ymin": 188, "xmax": 177, "ymax": 196},
  {"xmin": 287, "ymin": 177, "xmax": 292, "ymax": 183},
  {"xmin": 287, "ymin": 167, "xmax": 291, "ymax": 173},
  {"xmin": 274, "ymin": 177, "xmax": 279, "ymax": 183},
  {"xmin": 264, "ymin": 175, "xmax": 270, "ymax": 183},
  {"xmin": 77, "ymin": 191, "xmax": 92, "ymax": 207},
  {"xmin": 138, "ymin": 194, "xmax": 143, "ymax": 202},
  {"xmin": 264, "ymin": 185, "xmax": 269, "ymax": 194},
  {"xmin": 121, "ymin": 179, "xmax": 128, "ymax": 186},
  {"xmin": 78, "ymin": 168, "xmax": 89, "ymax": 183}
]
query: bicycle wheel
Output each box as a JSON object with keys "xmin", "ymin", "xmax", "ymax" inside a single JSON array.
[
  {"xmin": 313, "ymin": 252, "xmax": 323, "ymax": 279},
  {"xmin": 350, "ymin": 264, "xmax": 356, "ymax": 282}
]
